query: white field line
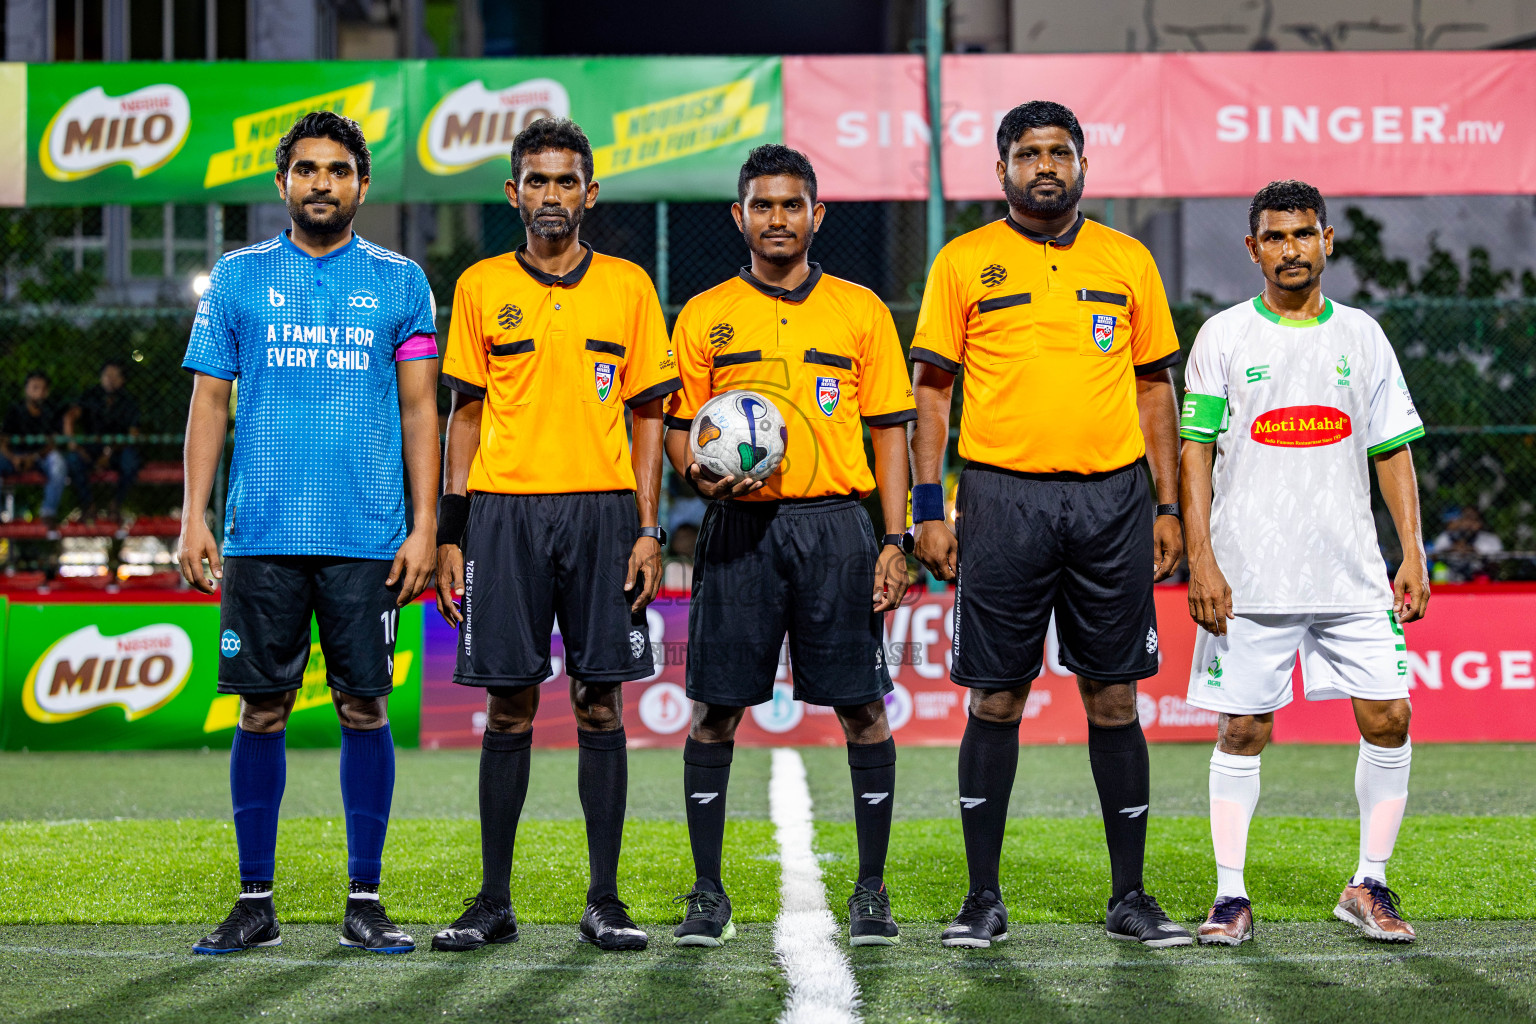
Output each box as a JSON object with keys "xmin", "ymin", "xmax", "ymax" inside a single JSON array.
[{"xmin": 769, "ymin": 747, "xmax": 862, "ymax": 1024}]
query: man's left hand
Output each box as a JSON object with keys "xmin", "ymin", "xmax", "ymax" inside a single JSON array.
[
  {"xmin": 1153, "ymin": 515, "xmax": 1184, "ymax": 582},
  {"xmin": 1393, "ymin": 554, "xmax": 1430, "ymax": 623},
  {"xmin": 626, "ymin": 536, "xmax": 663, "ymax": 612},
  {"xmin": 387, "ymin": 528, "xmax": 437, "ymax": 607}
]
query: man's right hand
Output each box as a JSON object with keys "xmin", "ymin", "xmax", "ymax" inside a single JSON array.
[
  {"xmin": 1188, "ymin": 556, "xmax": 1235, "ymax": 635},
  {"xmin": 914, "ymin": 520, "xmax": 958, "ymax": 582},
  {"xmin": 177, "ymin": 518, "xmax": 222, "ymax": 594},
  {"xmin": 690, "ymin": 462, "xmax": 763, "ymax": 501},
  {"xmin": 436, "ymin": 543, "xmax": 466, "ymax": 626}
]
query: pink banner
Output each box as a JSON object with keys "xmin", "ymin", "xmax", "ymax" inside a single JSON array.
[
  {"xmin": 782, "ymin": 52, "xmax": 1536, "ymax": 199},
  {"xmin": 421, "ymin": 585, "xmax": 1536, "ymax": 748}
]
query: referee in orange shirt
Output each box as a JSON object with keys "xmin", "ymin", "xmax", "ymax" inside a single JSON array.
[
  {"xmin": 911, "ymin": 101, "xmax": 1190, "ymax": 948},
  {"xmin": 431, "ymin": 119, "xmax": 680, "ymax": 953}
]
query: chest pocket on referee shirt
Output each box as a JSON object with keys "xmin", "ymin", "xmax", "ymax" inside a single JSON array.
[
  {"xmin": 582, "ymin": 339, "xmax": 627, "ymax": 408},
  {"xmin": 1075, "ymin": 288, "xmax": 1130, "ymax": 358},
  {"xmin": 802, "ymin": 348, "xmax": 856, "ymax": 423},
  {"xmin": 488, "ymin": 335, "xmax": 537, "ymax": 407},
  {"xmin": 969, "ymin": 291, "xmax": 1039, "ymax": 365}
]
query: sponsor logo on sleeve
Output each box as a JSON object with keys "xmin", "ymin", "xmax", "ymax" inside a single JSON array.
[
  {"xmin": 1251, "ymin": 405, "xmax": 1352, "ymax": 447},
  {"xmin": 23, "ymin": 624, "xmax": 193, "ymax": 723}
]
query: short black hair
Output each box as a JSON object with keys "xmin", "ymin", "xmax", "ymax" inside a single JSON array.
[
  {"xmin": 737, "ymin": 144, "xmax": 818, "ymax": 205},
  {"xmin": 1249, "ymin": 180, "xmax": 1327, "ymax": 236},
  {"xmin": 275, "ymin": 111, "xmax": 371, "ymax": 179},
  {"xmin": 25, "ymin": 370, "xmax": 48, "ymax": 385},
  {"xmin": 100, "ymin": 359, "xmax": 125, "ymax": 375},
  {"xmin": 996, "ymin": 101, "xmax": 1085, "ymax": 162},
  {"xmin": 510, "ymin": 117, "xmax": 594, "ymax": 184}
]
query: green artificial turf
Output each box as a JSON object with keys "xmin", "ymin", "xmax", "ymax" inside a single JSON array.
[
  {"xmin": 0, "ymin": 819, "xmax": 780, "ymax": 926},
  {"xmin": 814, "ymin": 816, "xmax": 1536, "ymax": 924}
]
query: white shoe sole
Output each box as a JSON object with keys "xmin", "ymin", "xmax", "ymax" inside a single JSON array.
[
  {"xmin": 850, "ymin": 933, "xmax": 900, "ymax": 947},
  {"xmin": 1108, "ymin": 930, "xmax": 1194, "ymax": 948},
  {"xmin": 674, "ymin": 920, "xmax": 736, "ymax": 947},
  {"xmin": 942, "ymin": 931, "xmax": 1007, "ymax": 948},
  {"xmin": 1333, "ymin": 904, "xmax": 1415, "ymax": 942},
  {"xmin": 1197, "ymin": 930, "xmax": 1252, "ymax": 946}
]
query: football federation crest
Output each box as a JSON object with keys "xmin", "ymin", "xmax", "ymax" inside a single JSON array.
[
  {"xmin": 816, "ymin": 376, "xmax": 840, "ymax": 416},
  {"xmin": 980, "ymin": 264, "xmax": 1008, "ymax": 287},
  {"xmin": 594, "ymin": 361, "xmax": 616, "ymax": 402},
  {"xmin": 708, "ymin": 322, "xmax": 734, "ymax": 348},
  {"xmin": 1091, "ymin": 314, "xmax": 1117, "ymax": 352},
  {"xmin": 498, "ymin": 304, "xmax": 522, "ymax": 329}
]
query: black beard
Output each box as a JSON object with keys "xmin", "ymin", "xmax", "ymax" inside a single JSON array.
[
  {"xmin": 522, "ymin": 203, "xmax": 582, "ymax": 241},
  {"xmin": 1003, "ymin": 173, "xmax": 1085, "ymax": 219},
  {"xmin": 744, "ymin": 228, "xmax": 811, "ymax": 267},
  {"xmin": 1273, "ymin": 260, "xmax": 1323, "ymax": 291},
  {"xmin": 287, "ymin": 194, "xmax": 357, "ymax": 237}
]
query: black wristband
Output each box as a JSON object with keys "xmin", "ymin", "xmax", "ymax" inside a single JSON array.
[{"xmin": 437, "ymin": 493, "xmax": 470, "ymax": 547}]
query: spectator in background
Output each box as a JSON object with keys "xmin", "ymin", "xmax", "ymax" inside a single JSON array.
[
  {"xmin": 71, "ymin": 360, "xmax": 142, "ymax": 520},
  {"xmin": 1430, "ymin": 507, "xmax": 1504, "ymax": 582},
  {"xmin": 662, "ymin": 521, "xmax": 700, "ymax": 593},
  {"xmin": 1, "ymin": 371, "xmax": 74, "ymax": 528}
]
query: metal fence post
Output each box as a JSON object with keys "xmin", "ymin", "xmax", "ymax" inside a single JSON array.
[
  {"xmin": 655, "ymin": 200, "xmax": 670, "ymax": 308},
  {"xmin": 924, "ymin": 0, "xmax": 945, "ymax": 271}
]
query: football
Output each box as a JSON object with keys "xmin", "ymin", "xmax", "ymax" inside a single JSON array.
[{"xmin": 689, "ymin": 389, "xmax": 788, "ymax": 482}]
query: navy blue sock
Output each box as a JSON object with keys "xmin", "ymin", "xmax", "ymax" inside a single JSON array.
[
  {"xmin": 339, "ymin": 724, "xmax": 395, "ymax": 886},
  {"xmin": 230, "ymin": 727, "xmax": 286, "ymax": 885}
]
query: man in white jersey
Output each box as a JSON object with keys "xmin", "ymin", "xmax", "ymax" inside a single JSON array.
[{"xmin": 1179, "ymin": 181, "xmax": 1429, "ymax": 946}]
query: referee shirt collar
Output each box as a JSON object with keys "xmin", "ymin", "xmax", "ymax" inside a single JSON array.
[
  {"xmin": 738, "ymin": 262, "xmax": 824, "ymax": 302},
  {"xmin": 1004, "ymin": 211, "xmax": 1086, "ymax": 248},
  {"xmin": 515, "ymin": 241, "xmax": 594, "ymax": 286}
]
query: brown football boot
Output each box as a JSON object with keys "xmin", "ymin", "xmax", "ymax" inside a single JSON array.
[
  {"xmin": 1197, "ymin": 896, "xmax": 1253, "ymax": 946},
  {"xmin": 1334, "ymin": 879, "xmax": 1416, "ymax": 942}
]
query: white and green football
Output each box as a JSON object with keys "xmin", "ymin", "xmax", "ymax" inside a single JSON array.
[{"xmin": 689, "ymin": 390, "xmax": 788, "ymax": 482}]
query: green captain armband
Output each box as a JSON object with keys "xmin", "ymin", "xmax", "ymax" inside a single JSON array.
[{"xmin": 1179, "ymin": 393, "xmax": 1227, "ymax": 442}]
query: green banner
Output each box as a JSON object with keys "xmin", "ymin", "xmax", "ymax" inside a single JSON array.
[
  {"xmin": 0, "ymin": 601, "xmax": 421, "ymax": 750},
  {"xmin": 407, "ymin": 57, "xmax": 780, "ymax": 202},
  {"xmin": 20, "ymin": 57, "xmax": 781, "ymax": 207},
  {"xmin": 26, "ymin": 61, "xmax": 405, "ymax": 206}
]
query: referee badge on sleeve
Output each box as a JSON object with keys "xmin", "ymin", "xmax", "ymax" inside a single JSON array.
[
  {"xmin": 1091, "ymin": 314, "xmax": 1117, "ymax": 352},
  {"xmin": 595, "ymin": 361, "xmax": 616, "ymax": 402}
]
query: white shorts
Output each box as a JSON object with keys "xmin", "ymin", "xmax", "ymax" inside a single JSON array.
[{"xmin": 1187, "ymin": 610, "xmax": 1409, "ymax": 715}]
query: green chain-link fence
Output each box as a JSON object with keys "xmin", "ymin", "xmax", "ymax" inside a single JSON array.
[{"xmin": 4, "ymin": 202, "xmax": 1532, "ymax": 582}]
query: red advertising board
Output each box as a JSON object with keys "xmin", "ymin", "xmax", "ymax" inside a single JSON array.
[
  {"xmin": 782, "ymin": 52, "xmax": 1536, "ymax": 200},
  {"xmin": 420, "ymin": 585, "xmax": 1536, "ymax": 748}
]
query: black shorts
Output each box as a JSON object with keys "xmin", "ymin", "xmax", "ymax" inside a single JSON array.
[
  {"xmin": 218, "ymin": 556, "xmax": 400, "ymax": 698},
  {"xmin": 952, "ymin": 462, "xmax": 1159, "ymax": 688},
  {"xmin": 687, "ymin": 496, "xmax": 894, "ymax": 708},
  {"xmin": 455, "ymin": 490, "xmax": 650, "ymax": 688}
]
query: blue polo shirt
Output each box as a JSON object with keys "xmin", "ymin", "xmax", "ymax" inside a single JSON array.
[{"xmin": 184, "ymin": 231, "xmax": 438, "ymax": 559}]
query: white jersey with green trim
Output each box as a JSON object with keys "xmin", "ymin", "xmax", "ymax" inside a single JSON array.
[{"xmin": 1180, "ymin": 295, "xmax": 1423, "ymax": 613}]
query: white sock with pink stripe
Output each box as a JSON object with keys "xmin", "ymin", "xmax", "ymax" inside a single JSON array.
[
  {"xmin": 1209, "ymin": 748, "xmax": 1262, "ymax": 900},
  {"xmin": 1353, "ymin": 738, "xmax": 1412, "ymax": 885}
]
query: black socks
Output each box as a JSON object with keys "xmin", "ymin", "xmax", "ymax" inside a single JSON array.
[
  {"xmin": 957, "ymin": 715, "xmax": 1021, "ymax": 895},
  {"xmin": 1088, "ymin": 719, "xmax": 1151, "ymax": 901},
  {"xmin": 577, "ymin": 727, "xmax": 629, "ymax": 905},
  {"xmin": 478, "ymin": 728, "xmax": 533, "ymax": 905},
  {"xmin": 682, "ymin": 737, "xmax": 734, "ymax": 890},
  {"xmin": 848, "ymin": 738, "xmax": 896, "ymax": 886}
]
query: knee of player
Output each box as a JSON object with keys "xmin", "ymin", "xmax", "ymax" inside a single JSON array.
[
  {"xmin": 967, "ymin": 685, "xmax": 1029, "ymax": 724},
  {"xmin": 333, "ymin": 694, "xmax": 389, "ymax": 731},
  {"xmin": 835, "ymin": 700, "xmax": 892, "ymax": 744},
  {"xmin": 570, "ymin": 683, "xmax": 624, "ymax": 731},
  {"xmin": 1360, "ymin": 700, "xmax": 1412, "ymax": 746},
  {"xmin": 1217, "ymin": 713, "xmax": 1272, "ymax": 755},
  {"xmin": 238, "ymin": 695, "xmax": 293, "ymax": 733}
]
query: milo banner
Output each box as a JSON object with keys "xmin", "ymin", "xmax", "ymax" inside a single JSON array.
[
  {"xmin": 25, "ymin": 61, "xmax": 405, "ymax": 206},
  {"xmin": 17, "ymin": 57, "xmax": 780, "ymax": 207},
  {"xmin": 407, "ymin": 57, "xmax": 780, "ymax": 202},
  {"xmin": 0, "ymin": 600, "xmax": 422, "ymax": 750}
]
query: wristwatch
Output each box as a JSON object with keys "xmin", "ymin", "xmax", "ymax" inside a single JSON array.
[
  {"xmin": 883, "ymin": 533, "xmax": 915, "ymax": 554},
  {"xmin": 1155, "ymin": 503, "xmax": 1182, "ymax": 519},
  {"xmin": 639, "ymin": 526, "xmax": 668, "ymax": 546}
]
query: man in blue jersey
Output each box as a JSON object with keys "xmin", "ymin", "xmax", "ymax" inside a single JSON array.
[{"xmin": 177, "ymin": 112, "xmax": 441, "ymax": 955}]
